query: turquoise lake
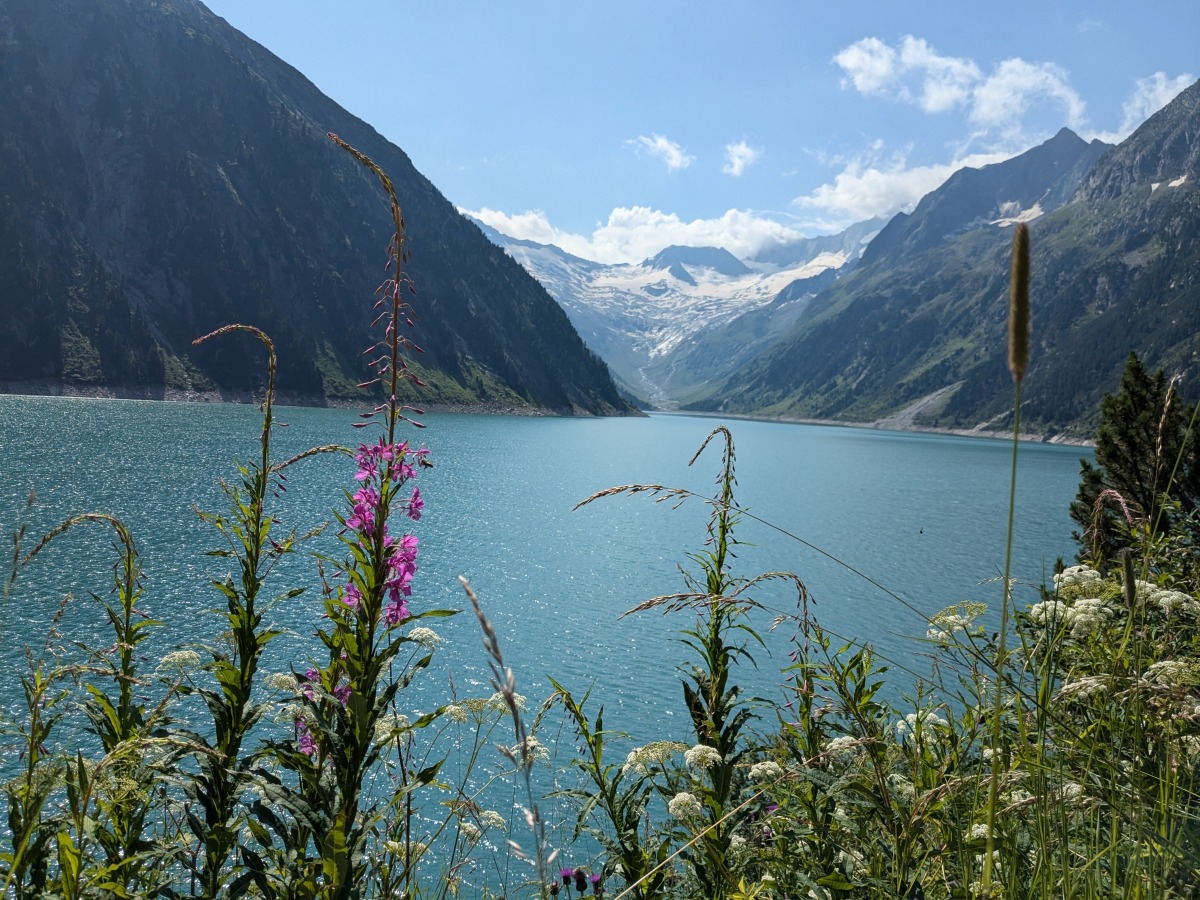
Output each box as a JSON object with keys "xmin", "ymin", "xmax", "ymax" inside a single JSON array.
[{"xmin": 1, "ymin": 395, "xmax": 1089, "ymax": 739}]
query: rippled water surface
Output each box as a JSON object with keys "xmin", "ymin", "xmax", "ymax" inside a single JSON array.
[{"xmin": 1, "ymin": 396, "xmax": 1088, "ymax": 738}]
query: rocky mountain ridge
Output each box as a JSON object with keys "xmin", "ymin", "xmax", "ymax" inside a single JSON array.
[
  {"xmin": 0, "ymin": 0, "xmax": 633, "ymax": 414},
  {"xmin": 688, "ymin": 80, "xmax": 1200, "ymax": 437}
]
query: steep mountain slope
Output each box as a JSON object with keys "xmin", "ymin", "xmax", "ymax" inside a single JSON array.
[
  {"xmin": 0, "ymin": 0, "xmax": 632, "ymax": 414},
  {"xmin": 480, "ymin": 219, "xmax": 881, "ymax": 404},
  {"xmin": 687, "ymin": 85, "xmax": 1199, "ymax": 437}
]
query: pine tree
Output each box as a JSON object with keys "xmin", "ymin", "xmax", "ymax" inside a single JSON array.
[{"xmin": 1070, "ymin": 352, "xmax": 1200, "ymax": 567}]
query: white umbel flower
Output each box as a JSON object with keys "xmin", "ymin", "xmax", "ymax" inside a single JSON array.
[
  {"xmin": 684, "ymin": 744, "xmax": 722, "ymax": 769},
  {"xmin": 668, "ymin": 791, "xmax": 703, "ymax": 820}
]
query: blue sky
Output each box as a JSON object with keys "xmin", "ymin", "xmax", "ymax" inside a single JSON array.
[{"xmin": 201, "ymin": 1, "xmax": 1196, "ymax": 263}]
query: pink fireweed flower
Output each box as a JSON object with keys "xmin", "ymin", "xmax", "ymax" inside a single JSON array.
[
  {"xmin": 342, "ymin": 581, "xmax": 362, "ymax": 610},
  {"xmin": 384, "ymin": 598, "xmax": 409, "ymax": 626},
  {"xmin": 346, "ymin": 485, "xmax": 380, "ymax": 535},
  {"xmin": 334, "ymin": 683, "xmax": 352, "ymax": 705},
  {"xmin": 302, "ymin": 668, "xmax": 319, "ymax": 699},
  {"xmin": 297, "ymin": 720, "xmax": 317, "ymax": 756},
  {"xmin": 407, "ymin": 485, "xmax": 423, "ymax": 521},
  {"xmin": 383, "ymin": 533, "xmax": 419, "ymax": 603}
]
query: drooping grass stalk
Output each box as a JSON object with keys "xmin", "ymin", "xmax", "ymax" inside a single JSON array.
[
  {"xmin": 183, "ymin": 324, "xmax": 296, "ymax": 897},
  {"xmin": 981, "ymin": 221, "xmax": 1030, "ymax": 892},
  {"xmin": 462, "ymin": 575, "xmax": 554, "ymax": 899}
]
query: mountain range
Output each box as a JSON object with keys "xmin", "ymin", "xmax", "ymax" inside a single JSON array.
[
  {"xmin": 475, "ymin": 217, "xmax": 883, "ymax": 406},
  {"xmin": 481, "ymin": 83, "xmax": 1200, "ymax": 438},
  {"xmin": 0, "ymin": 0, "xmax": 633, "ymax": 414},
  {"xmin": 2, "ymin": 0, "xmax": 1195, "ymax": 435}
]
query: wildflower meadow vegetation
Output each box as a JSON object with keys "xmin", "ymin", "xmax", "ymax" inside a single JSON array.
[{"xmin": 3, "ymin": 146, "xmax": 1198, "ymax": 899}]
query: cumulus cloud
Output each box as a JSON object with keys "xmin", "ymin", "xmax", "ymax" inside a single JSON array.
[
  {"xmin": 834, "ymin": 35, "xmax": 1085, "ymax": 140},
  {"xmin": 722, "ymin": 140, "xmax": 761, "ymax": 176},
  {"xmin": 1110, "ymin": 72, "xmax": 1194, "ymax": 140},
  {"xmin": 898, "ymin": 36, "xmax": 981, "ymax": 113},
  {"xmin": 466, "ymin": 205, "xmax": 804, "ymax": 265},
  {"xmin": 792, "ymin": 149, "xmax": 1012, "ymax": 231},
  {"xmin": 626, "ymin": 133, "xmax": 694, "ymax": 171},
  {"xmin": 833, "ymin": 37, "xmax": 897, "ymax": 94},
  {"xmin": 970, "ymin": 58, "xmax": 1086, "ymax": 135}
]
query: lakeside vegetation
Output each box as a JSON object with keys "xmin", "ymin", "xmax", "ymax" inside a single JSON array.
[{"xmin": 2, "ymin": 148, "xmax": 1198, "ymax": 899}]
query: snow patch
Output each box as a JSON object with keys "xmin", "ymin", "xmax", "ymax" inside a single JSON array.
[{"xmin": 991, "ymin": 202, "xmax": 1044, "ymax": 227}]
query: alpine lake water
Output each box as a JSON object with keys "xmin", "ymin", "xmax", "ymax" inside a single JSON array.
[{"xmin": 0, "ymin": 394, "xmax": 1090, "ymax": 876}]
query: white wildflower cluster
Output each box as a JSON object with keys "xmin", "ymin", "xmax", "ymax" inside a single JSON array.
[
  {"xmin": 1142, "ymin": 584, "xmax": 1200, "ymax": 617},
  {"xmin": 373, "ymin": 713, "xmax": 411, "ymax": 743},
  {"xmin": 896, "ymin": 709, "xmax": 948, "ymax": 741},
  {"xmin": 667, "ymin": 791, "xmax": 703, "ymax": 820},
  {"xmin": 478, "ymin": 809, "xmax": 507, "ymax": 831},
  {"xmin": 926, "ymin": 602, "xmax": 987, "ymax": 643},
  {"xmin": 460, "ymin": 822, "xmax": 481, "ymax": 843},
  {"xmin": 1142, "ymin": 659, "xmax": 1196, "ymax": 686},
  {"xmin": 684, "ymin": 744, "xmax": 723, "ymax": 770},
  {"xmin": 823, "ymin": 735, "xmax": 859, "ymax": 757},
  {"xmin": 511, "ymin": 735, "xmax": 549, "ymax": 762},
  {"xmin": 266, "ymin": 672, "xmax": 299, "ymax": 693},
  {"xmin": 272, "ymin": 702, "xmax": 306, "ymax": 726},
  {"xmin": 1028, "ymin": 599, "xmax": 1068, "ymax": 627},
  {"xmin": 456, "ymin": 693, "xmax": 528, "ymax": 719},
  {"xmin": 1054, "ymin": 675, "xmax": 1110, "ymax": 704},
  {"xmin": 622, "ymin": 741, "xmax": 686, "ymax": 776},
  {"xmin": 406, "ymin": 626, "xmax": 441, "ymax": 649},
  {"xmin": 385, "ymin": 839, "xmax": 427, "ymax": 861},
  {"xmin": 749, "ymin": 760, "xmax": 784, "ymax": 782},
  {"xmin": 443, "ymin": 703, "xmax": 469, "ymax": 724},
  {"xmin": 965, "ymin": 823, "xmax": 990, "ymax": 842},
  {"xmin": 487, "ymin": 691, "xmax": 527, "ymax": 712},
  {"xmin": 1054, "ymin": 565, "xmax": 1103, "ymax": 592},
  {"xmin": 157, "ymin": 650, "xmax": 202, "ymax": 673},
  {"xmin": 729, "ymin": 834, "xmax": 748, "ymax": 850},
  {"xmin": 1065, "ymin": 597, "xmax": 1115, "ymax": 638}
]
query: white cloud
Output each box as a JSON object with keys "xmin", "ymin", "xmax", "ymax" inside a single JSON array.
[
  {"xmin": 722, "ymin": 140, "xmax": 761, "ymax": 177},
  {"xmin": 897, "ymin": 36, "xmax": 980, "ymax": 113},
  {"xmin": 626, "ymin": 133, "xmax": 694, "ymax": 171},
  {"xmin": 792, "ymin": 149, "xmax": 1012, "ymax": 230},
  {"xmin": 833, "ymin": 37, "xmax": 897, "ymax": 94},
  {"xmin": 834, "ymin": 36, "xmax": 1086, "ymax": 141},
  {"xmin": 970, "ymin": 58, "xmax": 1086, "ymax": 135},
  {"xmin": 466, "ymin": 205, "xmax": 805, "ymax": 265},
  {"xmin": 1114, "ymin": 72, "xmax": 1194, "ymax": 138}
]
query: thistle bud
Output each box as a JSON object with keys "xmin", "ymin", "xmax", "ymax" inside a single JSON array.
[{"xmin": 1007, "ymin": 222, "xmax": 1030, "ymax": 382}]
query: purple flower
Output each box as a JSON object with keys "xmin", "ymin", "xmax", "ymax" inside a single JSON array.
[
  {"xmin": 384, "ymin": 598, "xmax": 409, "ymax": 626},
  {"xmin": 561, "ymin": 868, "xmax": 574, "ymax": 886},
  {"xmin": 407, "ymin": 485, "xmax": 423, "ymax": 521},
  {"xmin": 334, "ymin": 683, "xmax": 351, "ymax": 705},
  {"xmin": 297, "ymin": 720, "xmax": 316, "ymax": 756},
  {"xmin": 302, "ymin": 668, "xmax": 319, "ymax": 699},
  {"xmin": 342, "ymin": 581, "xmax": 362, "ymax": 610},
  {"xmin": 346, "ymin": 485, "xmax": 379, "ymax": 535}
]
